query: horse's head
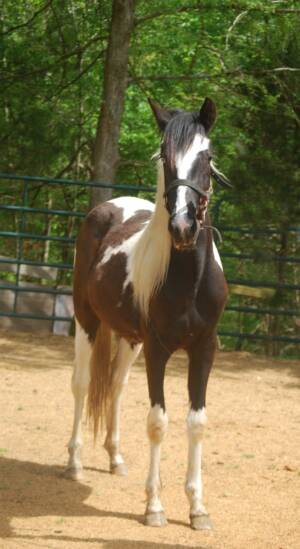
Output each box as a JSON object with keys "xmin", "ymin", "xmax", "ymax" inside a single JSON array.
[{"xmin": 149, "ymin": 97, "xmax": 216, "ymax": 251}]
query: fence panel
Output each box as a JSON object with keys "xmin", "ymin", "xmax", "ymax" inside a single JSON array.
[{"xmin": 0, "ymin": 173, "xmax": 299, "ymax": 355}]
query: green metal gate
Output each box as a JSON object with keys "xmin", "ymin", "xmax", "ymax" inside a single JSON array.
[{"xmin": 0, "ymin": 172, "xmax": 299, "ymax": 355}]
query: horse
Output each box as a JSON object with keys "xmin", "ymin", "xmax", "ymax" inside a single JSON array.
[{"xmin": 65, "ymin": 97, "xmax": 228, "ymax": 530}]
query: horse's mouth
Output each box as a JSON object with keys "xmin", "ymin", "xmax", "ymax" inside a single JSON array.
[{"xmin": 173, "ymin": 240, "xmax": 196, "ymax": 252}]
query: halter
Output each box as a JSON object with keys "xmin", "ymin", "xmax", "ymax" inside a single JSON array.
[
  {"xmin": 164, "ymin": 178, "xmax": 212, "ymax": 200},
  {"xmin": 163, "ymin": 178, "xmax": 213, "ymax": 219}
]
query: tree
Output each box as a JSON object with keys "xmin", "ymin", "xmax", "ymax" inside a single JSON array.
[
  {"xmin": 0, "ymin": 1, "xmax": 299, "ymax": 355},
  {"xmin": 90, "ymin": 0, "xmax": 136, "ymax": 208}
]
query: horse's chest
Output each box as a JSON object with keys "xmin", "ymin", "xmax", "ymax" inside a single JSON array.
[
  {"xmin": 150, "ymin": 275, "xmax": 226, "ymax": 350},
  {"xmin": 149, "ymin": 295, "xmax": 201, "ymax": 348},
  {"xmin": 170, "ymin": 309, "xmax": 205, "ymax": 348}
]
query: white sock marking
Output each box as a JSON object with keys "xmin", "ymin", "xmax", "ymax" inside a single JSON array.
[
  {"xmin": 146, "ymin": 405, "xmax": 168, "ymax": 514},
  {"xmin": 67, "ymin": 320, "xmax": 92, "ymax": 472},
  {"xmin": 185, "ymin": 407, "xmax": 208, "ymax": 516}
]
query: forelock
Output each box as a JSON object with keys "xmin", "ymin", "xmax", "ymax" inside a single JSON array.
[{"xmin": 162, "ymin": 112, "xmax": 206, "ymax": 168}]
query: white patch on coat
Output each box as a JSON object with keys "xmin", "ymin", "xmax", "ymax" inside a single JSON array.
[
  {"xmin": 213, "ymin": 241, "xmax": 223, "ymax": 270},
  {"xmin": 100, "ymin": 228, "xmax": 146, "ymax": 268},
  {"xmin": 109, "ymin": 196, "xmax": 155, "ymax": 222},
  {"xmin": 176, "ymin": 134, "xmax": 210, "ymax": 179}
]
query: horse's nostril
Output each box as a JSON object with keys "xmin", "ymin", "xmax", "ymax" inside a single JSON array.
[
  {"xmin": 169, "ymin": 215, "xmax": 196, "ymax": 245},
  {"xmin": 173, "ymin": 225, "xmax": 181, "ymax": 241}
]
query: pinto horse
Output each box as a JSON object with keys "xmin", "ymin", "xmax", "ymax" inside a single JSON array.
[{"xmin": 65, "ymin": 97, "xmax": 228, "ymax": 530}]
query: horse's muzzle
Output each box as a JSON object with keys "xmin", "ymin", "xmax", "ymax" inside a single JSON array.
[{"xmin": 169, "ymin": 214, "xmax": 198, "ymax": 251}]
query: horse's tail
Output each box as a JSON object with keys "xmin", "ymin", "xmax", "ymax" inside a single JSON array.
[{"xmin": 87, "ymin": 320, "xmax": 112, "ymax": 440}]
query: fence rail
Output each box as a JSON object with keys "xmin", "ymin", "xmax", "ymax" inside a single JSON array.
[{"xmin": 0, "ymin": 173, "xmax": 299, "ymax": 349}]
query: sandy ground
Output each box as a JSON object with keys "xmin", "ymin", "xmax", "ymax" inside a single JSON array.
[{"xmin": 0, "ymin": 329, "xmax": 299, "ymax": 549}]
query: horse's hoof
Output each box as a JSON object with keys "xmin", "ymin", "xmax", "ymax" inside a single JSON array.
[
  {"xmin": 144, "ymin": 511, "xmax": 168, "ymax": 527},
  {"xmin": 190, "ymin": 513, "xmax": 213, "ymax": 530},
  {"xmin": 63, "ymin": 466, "xmax": 83, "ymax": 481},
  {"xmin": 110, "ymin": 462, "xmax": 128, "ymax": 476}
]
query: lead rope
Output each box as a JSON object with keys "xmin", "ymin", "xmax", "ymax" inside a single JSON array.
[{"xmin": 201, "ymin": 224, "xmax": 223, "ymax": 243}]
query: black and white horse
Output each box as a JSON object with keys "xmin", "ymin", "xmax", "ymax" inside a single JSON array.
[{"xmin": 65, "ymin": 97, "xmax": 228, "ymax": 529}]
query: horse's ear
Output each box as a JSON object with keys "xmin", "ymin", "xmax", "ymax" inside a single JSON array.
[
  {"xmin": 198, "ymin": 97, "xmax": 217, "ymax": 134},
  {"xmin": 148, "ymin": 98, "xmax": 173, "ymax": 132}
]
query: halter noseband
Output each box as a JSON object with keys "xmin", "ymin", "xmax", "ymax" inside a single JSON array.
[
  {"xmin": 164, "ymin": 179, "xmax": 212, "ymax": 200},
  {"xmin": 163, "ymin": 178, "xmax": 213, "ymax": 219}
]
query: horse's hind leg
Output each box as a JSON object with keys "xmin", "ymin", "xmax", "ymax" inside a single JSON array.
[
  {"xmin": 104, "ymin": 338, "xmax": 142, "ymax": 475},
  {"xmin": 65, "ymin": 320, "xmax": 92, "ymax": 480}
]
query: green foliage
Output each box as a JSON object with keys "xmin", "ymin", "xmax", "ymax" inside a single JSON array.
[{"xmin": 0, "ymin": 0, "xmax": 299, "ymax": 356}]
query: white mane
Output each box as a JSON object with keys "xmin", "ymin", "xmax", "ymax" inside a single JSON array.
[{"xmin": 130, "ymin": 161, "xmax": 171, "ymax": 318}]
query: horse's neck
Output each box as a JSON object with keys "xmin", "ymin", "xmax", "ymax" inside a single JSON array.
[{"xmin": 168, "ymin": 229, "xmax": 212, "ymax": 290}]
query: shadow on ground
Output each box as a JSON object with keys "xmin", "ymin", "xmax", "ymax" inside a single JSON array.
[
  {"xmin": 0, "ymin": 456, "xmax": 102, "ymax": 538},
  {"xmin": 0, "ymin": 457, "xmax": 205, "ymax": 547}
]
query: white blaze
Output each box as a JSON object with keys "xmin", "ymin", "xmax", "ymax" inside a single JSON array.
[
  {"xmin": 175, "ymin": 134, "xmax": 210, "ymax": 214},
  {"xmin": 176, "ymin": 134, "xmax": 210, "ymax": 179}
]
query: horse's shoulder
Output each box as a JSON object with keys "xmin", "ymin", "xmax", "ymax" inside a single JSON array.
[
  {"xmin": 109, "ymin": 196, "xmax": 154, "ymax": 222},
  {"xmin": 99, "ymin": 208, "xmax": 152, "ymax": 257},
  {"xmin": 83, "ymin": 201, "xmax": 123, "ymax": 241},
  {"xmin": 80, "ymin": 196, "xmax": 153, "ymax": 242}
]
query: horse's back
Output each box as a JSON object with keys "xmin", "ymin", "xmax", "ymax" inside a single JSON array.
[{"xmin": 73, "ymin": 196, "xmax": 154, "ymax": 339}]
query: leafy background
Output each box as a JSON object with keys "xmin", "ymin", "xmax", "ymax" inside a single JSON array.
[{"xmin": 0, "ymin": 0, "xmax": 299, "ymax": 356}]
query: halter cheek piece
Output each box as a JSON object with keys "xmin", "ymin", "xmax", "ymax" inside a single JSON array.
[{"xmin": 163, "ymin": 179, "xmax": 212, "ymax": 220}]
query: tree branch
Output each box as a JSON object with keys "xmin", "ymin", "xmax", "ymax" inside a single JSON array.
[
  {"xmin": 1, "ymin": 0, "xmax": 52, "ymax": 36},
  {"xmin": 134, "ymin": 3, "xmax": 207, "ymax": 25},
  {"xmin": 225, "ymin": 10, "xmax": 249, "ymax": 50},
  {"xmin": 130, "ymin": 66, "xmax": 300, "ymax": 83},
  {"xmin": 54, "ymin": 140, "xmax": 90, "ymax": 179},
  {"xmin": 45, "ymin": 51, "xmax": 105, "ymax": 101},
  {"xmin": 2, "ymin": 34, "xmax": 106, "ymax": 85},
  {"xmin": 134, "ymin": 3, "xmax": 300, "ymax": 26}
]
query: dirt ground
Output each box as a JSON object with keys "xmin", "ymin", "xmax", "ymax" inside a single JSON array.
[{"xmin": 0, "ymin": 329, "xmax": 299, "ymax": 549}]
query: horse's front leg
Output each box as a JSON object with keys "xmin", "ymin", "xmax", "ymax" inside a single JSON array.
[
  {"xmin": 186, "ymin": 336, "xmax": 216, "ymax": 530},
  {"xmin": 143, "ymin": 334, "xmax": 170, "ymax": 527}
]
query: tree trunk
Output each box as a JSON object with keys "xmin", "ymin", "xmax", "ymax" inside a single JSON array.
[{"xmin": 90, "ymin": 0, "xmax": 136, "ymax": 209}]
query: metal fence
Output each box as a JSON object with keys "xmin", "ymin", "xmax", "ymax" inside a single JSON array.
[{"xmin": 0, "ymin": 172, "xmax": 299, "ymax": 352}]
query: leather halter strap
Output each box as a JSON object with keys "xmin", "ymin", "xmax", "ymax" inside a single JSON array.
[{"xmin": 163, "ymin": 178, "xmax": 212, "ymax": 200}]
